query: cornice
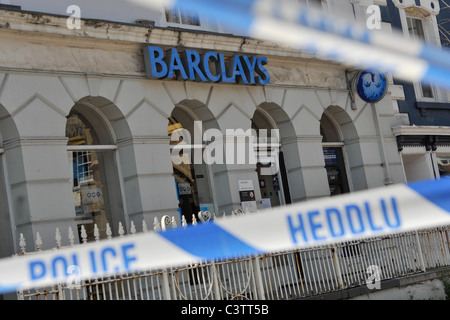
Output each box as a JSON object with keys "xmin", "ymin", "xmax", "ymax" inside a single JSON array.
[{"xmin": 0, "ymin": 8, "xmax": 341, "ymax": 62}]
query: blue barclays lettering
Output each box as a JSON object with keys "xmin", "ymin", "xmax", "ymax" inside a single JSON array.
[
  {"xmin": 229, "ymin": 55, "xmax": 248, "ymax": 84},
  {"xmin": 183, "ymin": 50, "xmax": 208, "ymax": 82},
  {"xmin": 166, "ymin": 48, "xmax": 188, "ymax": 80},
  {"xmin": 201, "ymin": 51, "xmax": 221, "ymax": 82},
  {"xmin": 287, "ymin": 197, "xmax": 402, "ymax": 244},
  {"xmin": 144, "ymin": 46, "xmax": 270, "ymax": 85},
  {"xmin": 255, "ymin": 56, "xmax": 270, "ymax": 85},
  {"xmin": 28, "ymin": 243, "xmax": 137, "ymax": 282},
  {"xmin": 145, "ymin": 46, "xmax": 168, "ymax": 78},
  {"xmin": 218, "ymin": 53, "xmax": 235, "ymax": 83},
  {"xmin": 241, "ymin": 55, "xmax": 257, "ymax": 84}
]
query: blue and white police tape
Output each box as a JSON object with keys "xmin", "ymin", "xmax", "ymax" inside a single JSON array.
[
  {"xmin": 128, "ymin": 0, "xmax": 450, "ymax": 89},
  {"xmin": 1, "ymin": 177, "xmax": 450, "ymax": 295}
]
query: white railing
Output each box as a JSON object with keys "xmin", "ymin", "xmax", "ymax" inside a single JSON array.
[{"xmin": 14, "ymin": 210, "xmax": 450, "ymax": 300}]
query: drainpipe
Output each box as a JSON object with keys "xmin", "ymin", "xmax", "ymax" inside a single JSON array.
[{"xmin": 371, "ymin": 103, "xmax": 394, "ymax": 185}]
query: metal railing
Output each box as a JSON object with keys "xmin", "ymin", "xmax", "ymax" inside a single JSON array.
[{"xmin": 15, "ymin": 211, "xmax": 450, "ymax": 300}]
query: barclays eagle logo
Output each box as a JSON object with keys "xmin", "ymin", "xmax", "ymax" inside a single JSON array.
[{"xmin": 355, "ymin": 69, "xmax": 387, "ymax": 103}]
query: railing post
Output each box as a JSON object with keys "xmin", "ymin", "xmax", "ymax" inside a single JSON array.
[
  {"xmin": 210, "ymin": 261, "xmax": 222, "ymax": 300},
  {"xmin": 251, "ymin": 255, "xmax": 265, "ymax": 300},
  {"xmin": 57, "ymin": 284, "xmax": 65, "ymax": 300},
  {"xmin": 16, "ymin": 233, "xmax": 26, "ymax": 300},
  {"xmin": 415, "ymin": 231, "xmax": 427, "ymax": 272},
  {"xmin": 332, "ymin": 245, "xmax": 345, "ymax": 289},
  {"xmin": 160, "ymin": 269, "xmax": 172, "ymax": 300}
]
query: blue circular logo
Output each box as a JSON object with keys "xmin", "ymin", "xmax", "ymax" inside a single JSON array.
[{"xmin": 355, "ymin": 69, "xmax": 388, "ymax": 103}]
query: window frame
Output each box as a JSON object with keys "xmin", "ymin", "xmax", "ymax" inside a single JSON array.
[
  {"xmin": 401, "ymin": 8, "xmax": 441, "ymax": 102},
  {"xmin": 406, "ymin": 15, "xmax": 437, "ymax": 100},
  {"xmin": 66, "ymin": 109, "xmax": 124, "ymax": 241},
  {"xmin": 162, "ymin": 5, "xmax": 204, "ymax": 30}
]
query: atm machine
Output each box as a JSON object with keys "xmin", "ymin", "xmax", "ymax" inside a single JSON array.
[{"xmin": 323, "ymin": 147, "xmax": 349, "ymax": 196}]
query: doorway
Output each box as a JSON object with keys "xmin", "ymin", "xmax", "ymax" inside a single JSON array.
[
  {"xmin": 168, "ymin": 109, "xmax": 216, "ymax": 224},
  {"xmin": 320, "ymin": 113, "xmax": 350, "ymax": 196},
  {"xmin": 252, "ymin": 109, "xmax": 290, "ymax": 208}
]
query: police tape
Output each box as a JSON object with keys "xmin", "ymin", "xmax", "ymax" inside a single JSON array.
[
  {"xmin": 128, "ymin": 0, "xmax": 450, "ymax": 89},
  {"xmin": 1, "ymin": 178, "xmax": 450, "ymax": 295}
]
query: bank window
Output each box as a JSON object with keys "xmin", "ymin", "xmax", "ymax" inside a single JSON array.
[
  {"xmin": 168, "ymin": 113, "xmax": 216, "ymax": 224},
  {"xmin": 165, "ymin": 5, "xmax": 200, "ymax": 26},
  {"xmin": 66, "ymin": 111, "xmax": 123, "ymax": 241},
  {"xmin": 406, "ymin": 16, "xmax": 435, "ymax": 99}
]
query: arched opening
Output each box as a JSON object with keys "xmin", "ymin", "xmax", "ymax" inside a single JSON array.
[
  {"xmin": 66, "ymin": 100, "xmax": 124, "ymax": 241},
  {"xmin": 251, "ymin": 108, "xmax": 285, "ymax": 208},
  {"xmin": 252, "ymin": 103, "xmax": 295, "ymax": 207},
  {"xmin": 320, "ymin": 111, "xmax": 350, "ymax": 195},
  {"xmin": 169, "ymin": 101, "xmax": 219, "ymax": 223}
]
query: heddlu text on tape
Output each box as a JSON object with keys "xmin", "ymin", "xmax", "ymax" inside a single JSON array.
[
  {"xmin": 286, "ymin": 196, "xmax": 400, "ymax": 244},
  {"xmin": 1, "ymin": 178, "xmax": 450, "ymax": 294}
]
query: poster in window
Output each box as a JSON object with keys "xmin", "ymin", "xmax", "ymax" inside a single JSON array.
[
  {"xmin": 323, "ymin": 147, "xmax": 339, "ymax": 166},
  {"xmin": 81, "ymin": 188, "xmax": 102, "ymax": 204},
  {"xmin": 238, "ymin": 179, "xmax": 257, "ymax": 212},
  {"xmin": 177, "ymin": 183, "xmax": 192, "ymax": 195}
]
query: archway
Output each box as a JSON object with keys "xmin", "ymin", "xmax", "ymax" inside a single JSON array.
[
  {"xmin": 320, "ymin": 105, "xmax": 361, "ymax": 193},
  {"xmin": 252, "ymin": 102, "xmax": 297, "ymax": 206},
  {"xmin": 66, "ymin": 97, "xmax": 130, "ymax": 241},
  {"xmin": 169, "ymin": 99, "xmax": 225, "ymax": 222},
  {"xmin": 320, "ymin": 111, "xmax": 350, "ymax": 195},
  {"xmin": 252, "ymin": 107, "xmax": 284, "ymax": 208}
]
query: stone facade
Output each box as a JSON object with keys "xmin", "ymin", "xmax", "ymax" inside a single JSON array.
[{"xmin": 0, "ymin": 1, "xmax": 418, "ymax": 257}]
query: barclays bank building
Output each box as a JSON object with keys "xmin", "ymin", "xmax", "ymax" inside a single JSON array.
[{"xmin": 0, "ymin": 0, "xmax": 446, "ymax": 262}]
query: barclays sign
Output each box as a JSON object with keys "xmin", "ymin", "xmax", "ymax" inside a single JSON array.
[{"xmin": 143, "ymin": 46, "xmax": 270, "ymax": 85}]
